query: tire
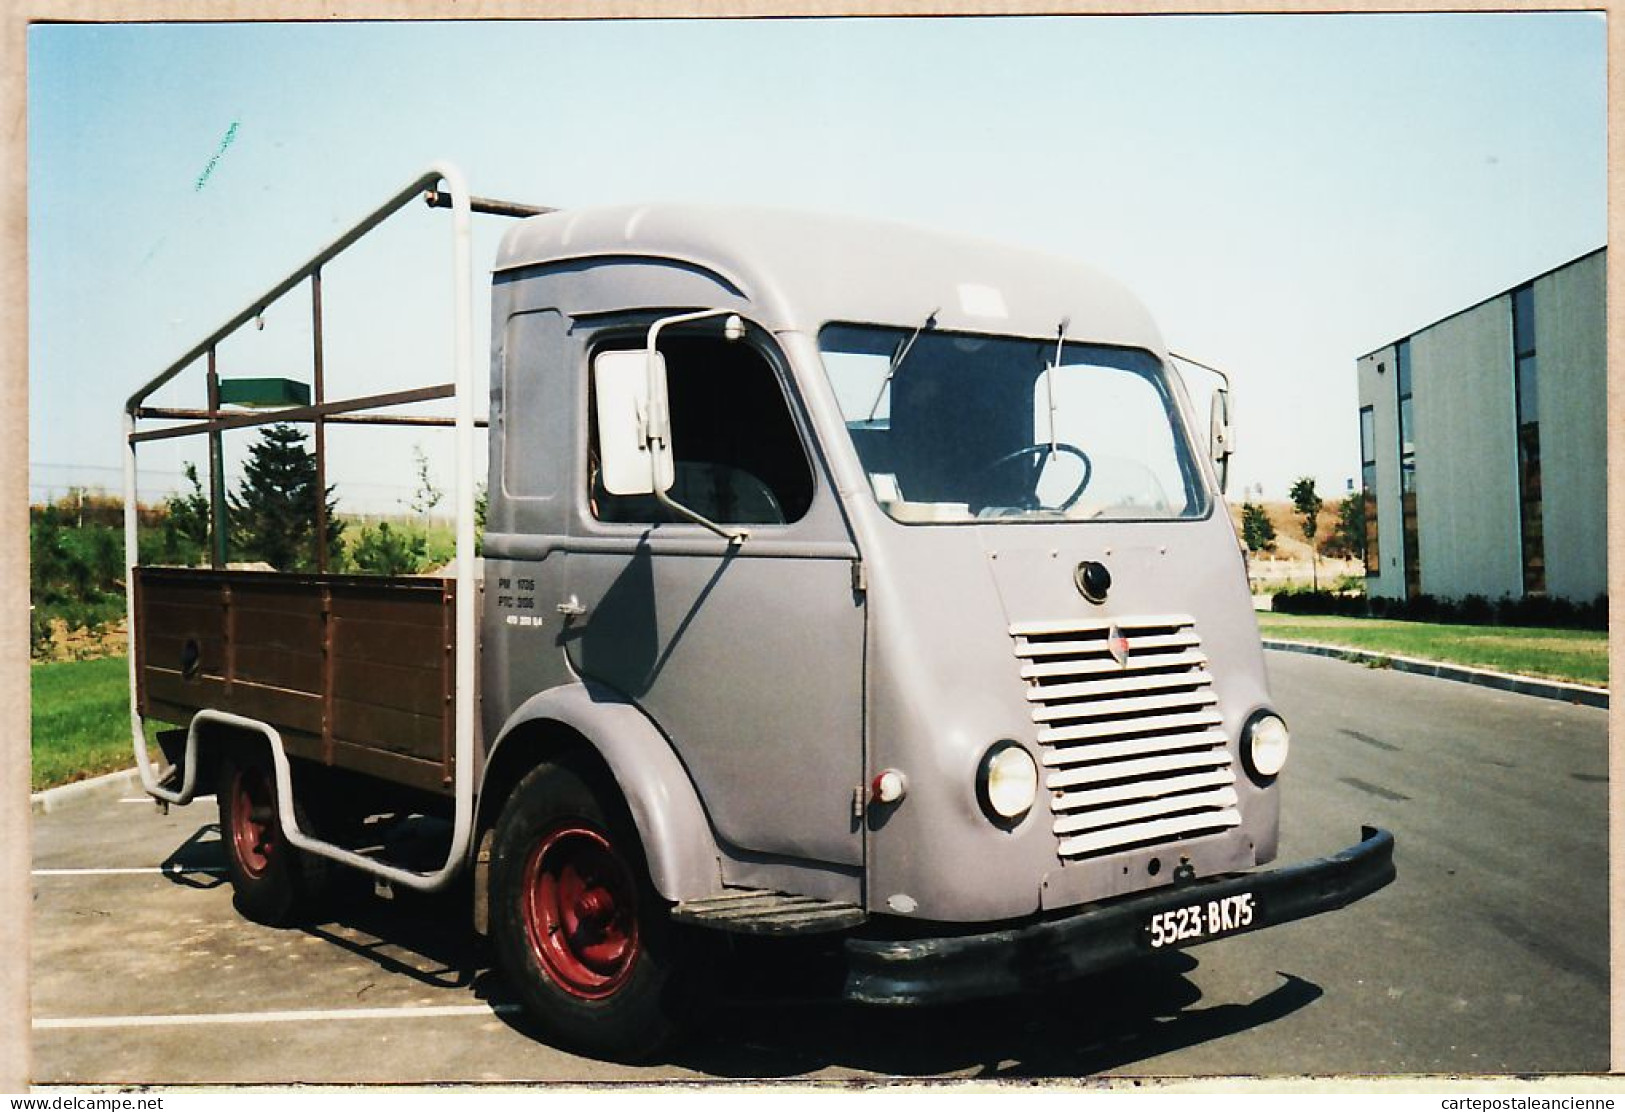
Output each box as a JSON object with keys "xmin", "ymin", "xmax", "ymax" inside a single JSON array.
[
  {"xmin": 489, "ymin": 760, "xmax": 691, "ymax": 1062},
  {"xmin": 217, "ymin": 743, "xmax": 331, "ymax": 926}
]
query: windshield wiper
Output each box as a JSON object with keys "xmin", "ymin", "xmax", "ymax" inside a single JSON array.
[
  {"xmin": 1043, "ymin": 317, "xmax": 1069, "ymax": 457},
  {"xmin": 866, "ymin": 307, "xmax": 939, "ymax": 421}
]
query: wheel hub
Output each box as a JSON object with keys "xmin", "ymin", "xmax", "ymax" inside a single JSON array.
[{"xmin": 521, "ymin": 824, "xmax": 640, "ymax": 1000}]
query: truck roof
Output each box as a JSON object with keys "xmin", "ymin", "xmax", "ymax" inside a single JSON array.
[{"xmin": 493, "ymin": 204, "xmax": 1166, "ymax": 353}]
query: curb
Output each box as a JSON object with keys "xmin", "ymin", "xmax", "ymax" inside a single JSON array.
[
  {"xmin": 30, "ymin": 767, "xmax": 145, "ymax": 815},
  {"xmin": 1262, "ymin": 639, "xmax": 1609, "ymax": 709}
]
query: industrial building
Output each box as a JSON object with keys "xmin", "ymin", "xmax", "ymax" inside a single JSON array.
[{"xmin": 1356, "ymin": 247, "xmax": 1606, "ymax": 604}]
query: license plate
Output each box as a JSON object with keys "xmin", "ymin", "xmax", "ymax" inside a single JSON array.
[{"xmin": 1145, "ymin": 891, "xmax": 1257, "ymax": 949}]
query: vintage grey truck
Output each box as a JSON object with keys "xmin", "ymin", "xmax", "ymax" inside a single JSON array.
[{"xmin": 123, "ymin": 164, "xmax": 1394, "ymax": 1061}]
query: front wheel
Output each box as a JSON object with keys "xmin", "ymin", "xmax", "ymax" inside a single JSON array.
[{"xmin": 489, "ymin": 761, "xmax": 691, "ymax": 1062}]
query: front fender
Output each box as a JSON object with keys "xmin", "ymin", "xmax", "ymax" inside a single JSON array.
[{"xmin": 484, "ymin": 681, "xmax": 722, "ymax": 902}]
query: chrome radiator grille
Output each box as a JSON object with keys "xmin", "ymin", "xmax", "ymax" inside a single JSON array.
[{"xmin": 1011, "ymin": 615, "xmax": 1240, "ymax": 862}]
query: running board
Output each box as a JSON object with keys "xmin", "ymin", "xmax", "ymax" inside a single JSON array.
[{"xmin": 671, "ymin": 889, "xmax": 867, "ymax": 936}]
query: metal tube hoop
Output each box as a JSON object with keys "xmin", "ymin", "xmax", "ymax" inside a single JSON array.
[{"xmin": 124, "ymin": 162, "xmax": 478, "ymax": 893}]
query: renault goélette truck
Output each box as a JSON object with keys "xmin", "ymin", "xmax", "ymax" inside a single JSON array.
[{"xmin": 123, "ymin": 164, "xmax": 1394, "ymax": 1062}]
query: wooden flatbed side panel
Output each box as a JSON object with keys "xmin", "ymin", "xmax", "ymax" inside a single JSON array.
[{"xmin": 134, "ymin": 567, "xmax": 456, "ymax": 795}]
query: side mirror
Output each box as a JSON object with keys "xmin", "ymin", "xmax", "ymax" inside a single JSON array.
[
  {"xmin": 1209, "ymin": 388, "xmax": 1233, "ymax": 494},
  {"xmin": 592, "ymin": 348, "xmax": 674, "ymax": 496}
]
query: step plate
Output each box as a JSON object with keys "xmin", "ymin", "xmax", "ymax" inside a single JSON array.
[{"xmin": 671, "ymin": 889, "xmax": 867, "ymax": 936}]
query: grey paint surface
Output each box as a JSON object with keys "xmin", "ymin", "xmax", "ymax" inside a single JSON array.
[
  {"xmin": 1535, "ymin": 250, "xmax": 1607, "ymax": 602},
  {"xmin": 31, "ymin": 652, "xmax": 1605, "ymax": 1081},
  {"xmin": 1409, "ymin": 299, "xmax": 1522, "ymax": 600},
  {"xmin": 485, "ymin": 683, "xmax": 722, "ymax": 902},
  {"xmin": 495, "ymin": 205, "xmax": 1166, "ymax": 351}
]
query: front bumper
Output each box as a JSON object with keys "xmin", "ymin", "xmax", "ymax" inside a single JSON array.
[{"xmin": 845, "ymin": 825, "xmax": 1395, "ymax": 1005}]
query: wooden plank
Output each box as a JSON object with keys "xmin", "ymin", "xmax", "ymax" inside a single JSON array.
[
  {"xmin": 328, "ymin": 591, "xmax": 448, "ymax": 626},
  {"xmin": 331, "ymin": 657, "xmax": 447, "ymax": 718},
  {"xmin": 214, "ymin": 607, "xmax": 322, "ymax": 654},
  {"xmin": 145, "ymin": 671, "xmax": 324, "ymax": 736},
  {"xmin": 331, "ymin": 616, "xmax": 445, "ymax": 670},
  {"xmin": 332, "ymin": 698, "xmax": 444, "ymax": 762},
  {"xmin": 141, "ymin": 601, "xmax": 225, "ymax": 638},
  {"xmin": 234, "ymin": 644, "xmax": 324, "ymax": 695},
  {"xmin": 231, "ymin": 585, "xmax": 325, "ymax": 619},
  {"xmin": 143, "ymin": 634, "xmax": 227, "ymax": 677},
  {"xmin": 228, "ymin": 682, "xmax": 324, "ymax": 736},
  {"xmin": 330, "ymin": 740, "xmax": 450, "ymax": 795}
]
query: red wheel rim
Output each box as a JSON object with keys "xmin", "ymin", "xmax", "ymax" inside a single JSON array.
[
  {"xmin": 229, "ymin": 765, "xmax": 278, "ymax": 879},
  {"xmin": 520, "ymin": 824, "xmax": 640, "ymax": 1000}
]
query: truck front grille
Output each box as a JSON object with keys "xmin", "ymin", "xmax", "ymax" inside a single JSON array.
[{"xmin": 1010, "ymin": 614, "xmax": 1239, "ymax": 862}]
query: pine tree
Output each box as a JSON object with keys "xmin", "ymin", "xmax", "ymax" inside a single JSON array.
[{"xmin": 228, "ymin": 424, "xmax": 342, "ymax": 571}]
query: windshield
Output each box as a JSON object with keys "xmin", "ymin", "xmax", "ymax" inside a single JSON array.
[{"xmin": 819, "ymin": 323, "xmax": 1210, "ymax": 524}]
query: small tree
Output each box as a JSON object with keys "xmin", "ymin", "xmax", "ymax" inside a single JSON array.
[
  {"xmin": 229, "ymin": 424, "xmax": 342, "ymax": 571},
  {"xmin": 1329, "ymin": 494, "xmax": 1366, "ymax": 564},
  {"xmin": 409, "ymin": 444, "xmax": 443, "ymax": 518},
  {"xmin": 160, "ymin": 462, "xmax": 212, "ymax": 566},
  {"xmin": 1240, "ymin": 501, "xmax": 1277, "ymax": 554},
  {"xmin": 1289, "ymin": 476, "xmax": 1324, "ymax": 591}
]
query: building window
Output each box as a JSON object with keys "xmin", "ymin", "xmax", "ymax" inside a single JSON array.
[
  {"xmin": 1359, "ymin": 405, "xmax": 1379, "ymax": 575},
  {"xmin": 1396, "ymin": 339, "xmax": 1420, "ymax": 599},
  {"xmin": 1512, "ymin": 284, "xmax": 1544, "ymax": 595}
]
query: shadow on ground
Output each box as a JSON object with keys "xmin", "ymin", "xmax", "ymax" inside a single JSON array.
[{"xmin": 164, "ymin": 821, "xmax": 1322, "ymax": 1080}]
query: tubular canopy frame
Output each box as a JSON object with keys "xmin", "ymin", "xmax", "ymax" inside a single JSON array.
[{"xmin": 122, "ymin": 163, "xmax": 482, "ymax": 893}]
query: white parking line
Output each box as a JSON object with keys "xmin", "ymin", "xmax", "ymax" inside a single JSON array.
[
  {"xmin": 32, "ymin": 865, "xmax": 227, "ymax": 877},
  {"xmin": 34, "ymin": 1002, "xmax": 525, "ymax": 1030}
]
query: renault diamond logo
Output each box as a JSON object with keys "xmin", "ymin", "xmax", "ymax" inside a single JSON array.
[{"xmin": 1106, "ymin": 624, "xmax": 1130, "ymax": 668}]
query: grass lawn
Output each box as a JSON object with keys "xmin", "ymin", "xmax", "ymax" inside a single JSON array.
[
  {"xmin": 31, "ymin": 655, "xmax": 163, "ymax": 792},
  {"xmin": 1256, "ymin": 612, "xmax": 1609, "ymax": 688}
]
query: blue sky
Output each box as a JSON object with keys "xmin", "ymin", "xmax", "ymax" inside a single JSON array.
[{"xmin": 28, "ymin": 14, "xmax": 1606, "ymax": 511}]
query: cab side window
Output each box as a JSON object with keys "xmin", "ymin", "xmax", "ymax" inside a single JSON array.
[{"xmin": 590, "ymin": 335, "xmax": 814, "ymax": 525}]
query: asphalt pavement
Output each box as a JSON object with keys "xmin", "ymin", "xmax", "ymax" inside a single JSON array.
[{"xmin": 29, "ymin": 650, "xmax": 1609, "ymax": 1084}]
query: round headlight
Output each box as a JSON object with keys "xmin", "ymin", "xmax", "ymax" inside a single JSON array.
[
  {"xmin": 1244, "ymin": 712, "xmax": 1291, "ymax": 781},
  {"xmin": 978, "ymin": 742, "xmax": 1038, "ymax": 824}
]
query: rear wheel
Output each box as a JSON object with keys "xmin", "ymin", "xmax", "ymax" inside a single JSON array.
[
  {"xmin": 490, "ymin": 761, "xmax": 690, "ymax": 1062},
  {"xmin": 217, "ymin": 744, "xmax": 330, "ymax": 926}
]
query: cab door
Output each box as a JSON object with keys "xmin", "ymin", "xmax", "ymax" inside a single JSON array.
[{"xmin": 562, "ymin": 322, "xmax": 866, "ymax": 868}]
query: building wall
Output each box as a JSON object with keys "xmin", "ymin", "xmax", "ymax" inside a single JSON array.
[
  {"xmin": 1356, "ymin": 248, "xmax": 1604, "ymax": 605},
  {"xmin": 1408, "ymin": 301, "xmax": 1523, "ymax": 600},
  {"xmin": 1535, "ymin": 251, "xmax": 1607, "ymax": 602},
  {"xmin": 1356, "ymin": 345, "xmax": 1404, "ymax": 601}
]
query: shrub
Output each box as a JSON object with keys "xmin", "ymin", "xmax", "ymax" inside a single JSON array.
[
  {"xmin": 350, "ymin": 521, "xmax": 427, "ymax": 576},
  {"xmin": 1270, "ymin": 588, "xmax": 1606, "ymax": 631}
]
